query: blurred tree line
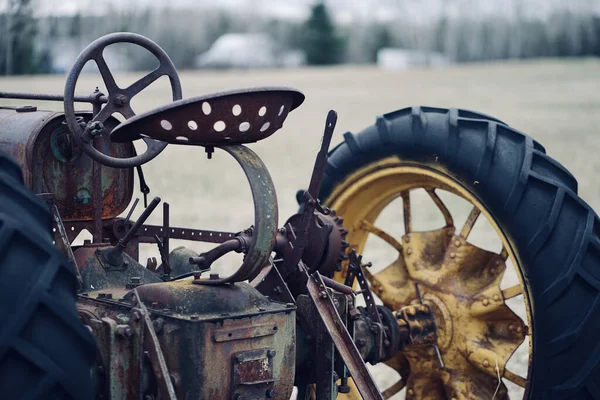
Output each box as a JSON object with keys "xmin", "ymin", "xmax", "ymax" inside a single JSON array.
[{"xmin": 1, "ymin": 0, "xmax": 599, "ymax": 75}]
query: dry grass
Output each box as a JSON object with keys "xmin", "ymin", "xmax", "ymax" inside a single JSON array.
[{"xmin": 2, "ymin": 58, "xmax": 600, "ymax": 398}]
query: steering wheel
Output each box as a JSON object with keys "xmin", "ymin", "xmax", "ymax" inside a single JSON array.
[{"xmin": 64, "ymin": 32, "xmax": 183, "ymax": 168}]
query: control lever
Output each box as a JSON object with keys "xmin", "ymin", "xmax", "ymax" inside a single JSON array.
[
  {"xmin": 136, "ymin": 165, "xmax": 151, "ymax": 208},
  {"xmin": 154, "ymin": 234, "xmax": 171, "ymax": 279},
  {"xmin": 99, "ymin": 196, "xmax": 161, "ymax": 268}
]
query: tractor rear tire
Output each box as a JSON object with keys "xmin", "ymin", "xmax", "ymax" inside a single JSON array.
[
  {"xmin": 319, "ymin": 107, "xmax": 600, "ymax": 399},
  {"xmin": 0, "ymin": 152, "xmax": 96, "ymax": 399}
]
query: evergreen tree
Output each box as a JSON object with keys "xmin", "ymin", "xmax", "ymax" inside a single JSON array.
[
  {"xmin": 301, "ymin": 2, "xmax": 344, "ymax": 65},
  {"xmin": 1, "ymin": 0, "xmax": 38, "ymax": 75}
]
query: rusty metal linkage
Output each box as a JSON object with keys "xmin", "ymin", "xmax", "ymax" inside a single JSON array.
[
  {"xmin": 305, "ymin": 267, "xmax": 383, "ymax": 400},
  {"xmin": 132, "ymin": 289, "xmax": 177, "ymax": 400}
]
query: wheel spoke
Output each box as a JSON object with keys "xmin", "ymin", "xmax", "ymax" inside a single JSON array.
[
  {"xmin": 382, "ymin": 378, "xmax": 405, "ymax": 399},
  {"xmin": 402, "ymin": 191, "xmax": 411, "ymax": 234},
  {"xmin": 503, "ymin": 368, "xmax": 527, "ymax": 388},
  {"xmin": 500, "ymin": 246, "xmax": 509, "ymax": 261},
  {"xmin": 94, "ymin": 55, "xmax": 119, "ymax": 94},
  {"xmin": 426, "ymin": 188, "xmax": 453, "ymax": 227},
  {"xmin": 459, "ymin": 206, "xmax": 481, "ymax": 239},
  {"xmin": 360, "ymin": 220, "xmax": 403, "ymax": 252},
  {"xmin": 502, "ymin": 284, "xmax": 523, "ymax": 300}
]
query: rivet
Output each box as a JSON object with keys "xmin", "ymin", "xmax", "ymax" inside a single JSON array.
[
  {"xmin": 482, "ymin": 299, "xmax": 489, "ymax": 306},
  {"xmin": 455, "ymin": 240, "xmax": 461, "ymax": 247},
  {"xmin": 495, "ymin": 260, "xmax": 501, "ymax": 266},
  {"xmin": 408, "ymin": 389, "xmax": 414, "ymax": 395},
  {"xmin": 508, "ymin": 323, "xmax": 515, "ymax": 331},
  {"xmin": 493, "ymin": 294, "xmax": 500, "ymax": 301},
  {"xmin": 406, "ymin": 248, "xmax": 413, "ymax": 255},
  {"xmin": 483, "ymin": 359, "xmax": 490, "ymax": 367},
  {"xmin": 404, "ymin": 235, "xmax": 411, "ymax": 243},
  {"xmin": 516, "ymin": 325, "xmax": 523, "ymax": 333},
  {"xmin": 450, "ymin": 252, "xmax": 456, "ymax": 259},
  {"xmin": 267, "ymin": 349, "xmax": 277, "ymax": 358}
]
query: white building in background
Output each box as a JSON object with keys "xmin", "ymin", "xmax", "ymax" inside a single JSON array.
[
  {"xmin": 195, "ymin": 33, "xmax": 306, "ymax": 69},
  {"xmin": 377, "ymin": 48, "xmax": 451, "ymax": 70}
]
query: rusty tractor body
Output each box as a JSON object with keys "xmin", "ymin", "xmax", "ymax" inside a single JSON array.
[{"xmin": 0, "ymin": 32, "xmax": 411, "ymax": 400}]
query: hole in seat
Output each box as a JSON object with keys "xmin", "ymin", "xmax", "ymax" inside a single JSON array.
[
  {"xmin": 214, "ymin": 121, "xmax": 226, "ymax": 132},
  {"xmin": 160, "ymin": 120, "xmax": 172, "ymax": 130},
  {"xmin": 239, "ymin": 122, "xmax": 250, "ymax": 132},
  {"xmin": 202, "ymin": 102, "xmax": 211, "ymax": 115}
]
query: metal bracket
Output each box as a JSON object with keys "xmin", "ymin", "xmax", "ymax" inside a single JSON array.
[
  {"xmin": 305, "ymin": 265, "xmax": 383, "ymax": 400},
  {"xmin": 131, "ymin": 289, "xmax": 177, "ymax": 400},
  {"xmin": 345, "ymin": 250, "xmax": 388, "ymax": 361},
  {"xmin": 38, "ymin": 193, "xmax": 83, "ymax": 290}
]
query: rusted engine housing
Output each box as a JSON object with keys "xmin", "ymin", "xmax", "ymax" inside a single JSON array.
[
  {"xmin": 0, "ymin": 108, "xmax": 133, "ymax": 221},
  {"xmin": 78, "ymin": 280, "xmax": 296, "ymax": 399}
]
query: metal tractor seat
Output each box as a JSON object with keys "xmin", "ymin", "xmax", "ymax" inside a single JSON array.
[{"xmin": 110, "ymin": 87, "xmax": 305, "ymax": 146}]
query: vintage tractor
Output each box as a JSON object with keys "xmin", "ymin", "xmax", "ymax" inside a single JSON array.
[{"xmin": 0, "ymin": 32, "xmax": 598, "ymax": 400}]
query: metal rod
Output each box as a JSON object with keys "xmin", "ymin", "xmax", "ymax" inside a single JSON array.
[
  {"xmin": 321, "ymin": 276, "xmax": 354, "ymax": 295},
  {"xmin": 0, "ymin": 91, "xmax": 108, "ymax": 104},
  {"xmin": 92, "ymin": 137, "xmax": 103, "ymax": 243},
  {"xmin": 163, "ymin": 202, "xmax": 170, "ymax": 257},
  {"xmin": 118, "ymin": 196, "xmax": 161, "ymax": 248}
]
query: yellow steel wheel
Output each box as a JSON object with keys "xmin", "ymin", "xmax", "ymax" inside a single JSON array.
[
  {"xmin": 325, "ymin": 156, "xmax": 532, "ymax": 400},
  {"xmin": 306, "ymin": 106, "xmax": 600, "ymax": 399}
]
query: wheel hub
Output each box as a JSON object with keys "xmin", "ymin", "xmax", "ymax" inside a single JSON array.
[{"xmin": 370, "ymin": 227, "xmax": 526, "ymax": 399}]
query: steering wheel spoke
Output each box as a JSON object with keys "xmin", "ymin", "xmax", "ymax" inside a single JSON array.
[
  {"xmin": 94, "ymin": 55, "xmax": 119, "ymax": 94},
  {"xmin": 118, "ymin": 104, "xmax": 136, "ymax": 119},
  {"xmin": 124, "ymin": 66, "xmax": 164, "ymax": 98}
]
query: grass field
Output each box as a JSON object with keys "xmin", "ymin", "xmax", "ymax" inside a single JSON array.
[{"xmin": 2, "ymin": 58, "xmax": 600, "ymax": 398}]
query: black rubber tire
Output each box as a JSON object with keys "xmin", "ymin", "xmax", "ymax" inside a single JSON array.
[
  {"xmin": 317, "ymin": 107, "xmax": 600, "ymax": 399},
  {"xmin": 0, "ymin": 152, "xmax": 96, "ymax": 399}
]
